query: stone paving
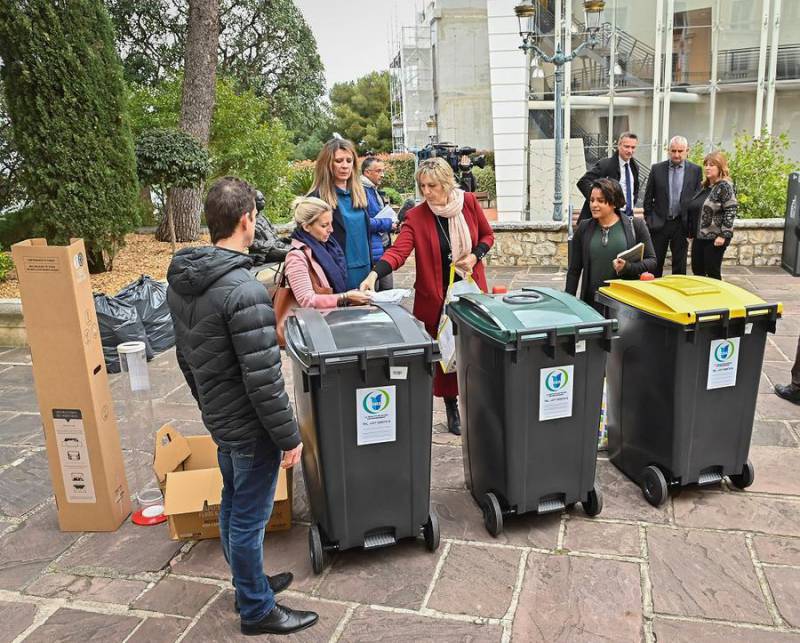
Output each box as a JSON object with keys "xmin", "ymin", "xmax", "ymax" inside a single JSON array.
[{"xmin": 0, "ymin": 265, "xmax": 799, "ymax": 642}]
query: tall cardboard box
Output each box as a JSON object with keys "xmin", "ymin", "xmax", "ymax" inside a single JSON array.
[
  {"xmin": 11, "ymin": 239, "xmax": 131, "ymax": 531},
  {"xmin": 153, "ymin": 424, "xmax": 292, "ymax": 540}
]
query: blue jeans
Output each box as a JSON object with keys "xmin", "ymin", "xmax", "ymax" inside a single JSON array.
[{"xmin": 217, "ymin": 439, "xmax": 282, "ymax": 624}]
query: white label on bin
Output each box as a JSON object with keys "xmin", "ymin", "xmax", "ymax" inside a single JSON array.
[
  {"xmin": 52, "ymin": 409, "xmax": 96, "ymax": 503},
  {"xmin": 390, "ymin": 366, "xmax": 408, "ymax": 380},
  {"xmin": 539, "ymin": 365, "xmax": 575, "ymax": 421},
  {"xmin": 707, "ymin": 337, "xmax": 740, "ymax": 390},
  {"xmin": 356, "ymin": 386, "xmax": 397, "ymax": 446},
  {"xmin": 575, "ymin": 340, "xmax": 587, "ymax": 353},
  {"xmin": 745, "ymin": 323, "xmax": 754, "ymax": 335}
]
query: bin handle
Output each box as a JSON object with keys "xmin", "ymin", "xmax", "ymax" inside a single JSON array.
[
  {"xmin": 293, "ymin": 308, "xmax": 339, "ymax": 375},
  {"xmin": 690, "ymin": 307, "xmax": 731, "ymax": 342},
  {"xmin": 572, "ymin": 319, "xmax": 617, "ymax": 353},
  {"xmin": 515, "ymin": 326, "xmax": 558, "ymax": 358},
  {"xmin": 744, "ymin": 303, "xmax": 779, "ymax": 334},
  {"xmin": 453, "ymin": 295, "xmax": 506, "ymax": 331}
]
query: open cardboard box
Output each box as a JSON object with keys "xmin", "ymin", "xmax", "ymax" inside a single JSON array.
[{"xmin": 153, "ymin": 424, "xmax": 292, "ymax": 540}]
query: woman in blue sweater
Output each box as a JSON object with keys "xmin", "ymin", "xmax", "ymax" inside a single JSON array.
[{"xmin": 309, "ymin": 139, "xmax": 372, "ymax": 290}]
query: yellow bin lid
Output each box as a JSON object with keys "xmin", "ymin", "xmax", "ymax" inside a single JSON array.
[{"xmin": 598, "ymin": 275, "xmax": 783, "ymax": 325}]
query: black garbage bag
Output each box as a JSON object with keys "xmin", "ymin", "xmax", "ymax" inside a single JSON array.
[
  {"xmin": 94, "ymin": 293, "xmax": 153, "ymax": 373},
  {"xmin": 116, "ymin": 275, "xmax": 175, "ymax": 354}
]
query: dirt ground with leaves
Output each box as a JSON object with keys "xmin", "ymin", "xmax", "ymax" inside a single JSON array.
[{"xmin": 0, "ymin": 233, "xmax": 211, "ymax": 299}]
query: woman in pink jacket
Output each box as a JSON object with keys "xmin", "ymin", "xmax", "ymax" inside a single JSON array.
[{"xmin": 285, "ymin": 197, "xmax": 370, "ymax": 308}]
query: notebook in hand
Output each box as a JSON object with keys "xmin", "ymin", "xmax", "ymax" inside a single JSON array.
[{"xmin": 616, "ymin": 242, "xmax": 644, "ymax": 263}]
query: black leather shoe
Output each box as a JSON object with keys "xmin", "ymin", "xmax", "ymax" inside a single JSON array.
[
  {"xmin": 241, "ymin": 603, "xmax": 319, "ymax": 636},
  {"xmin": 235, "ymin": 572, "xmax": 294, "ymax": 613},
  {"xmin": 775, "ymin": 383, "xmax": 800, "ymax": 405},
  {"xmin": 444, "ymin": 397, "xmax": 461, "ymax": 436}
]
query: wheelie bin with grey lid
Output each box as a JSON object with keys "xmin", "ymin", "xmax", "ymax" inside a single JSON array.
[
  {"xmin": 596, "ymin": 275, "xmax": 782, "ymax": 507},
  {"xmin": 285, "ymin": 304, "xmax": 441, "ymax": 573},
  {"xmin": 447, "ymin": 288, "xmax": 616, "ymax": 536}
]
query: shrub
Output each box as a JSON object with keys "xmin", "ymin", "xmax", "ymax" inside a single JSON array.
[
  {"xmin": 473, "ymin": 166, "xmax": 497, "ymax": 203},
  {"xmin": 383, "ymin": 154, "xmax": 416, "ymax": 194},
  {"xmin": 381, "ymin": 187, "xmax": 402, "ymax": 205},
  {"xmin": 0, "ymin": 246, "xmax": 12, "ymax": 281},
  {"xmin": 288, "ymin": 164, "xmax": 315, "ymax": 196},
  {"xmin": 686, "ymin": 132, "xmax": 798, "ymax": 219},
  {"xmin": 0, "ymin": 0, "xmax": 140, "ymax": 272},
  {"xmin": 728, "ymin": 131, "xmax": 798, "ymax": 219}
]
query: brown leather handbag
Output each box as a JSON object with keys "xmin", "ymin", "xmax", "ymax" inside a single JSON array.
[{"xmin": 272, "ymin": 249, "xmax": 333, "ymax": 347}]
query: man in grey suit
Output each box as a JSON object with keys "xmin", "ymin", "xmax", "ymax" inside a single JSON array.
[{"xmin": 643, "ymin": 135, "xmax": 703, "ymax": 277}]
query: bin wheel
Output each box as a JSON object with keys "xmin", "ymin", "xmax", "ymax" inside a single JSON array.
[
  {"xmin": 423, "ymin": 512, "xmax": 440, "ymax": 552},
  {"xmin": 729, "ymin": 460, "xmax": 755, "ymax": 490},
  {"xmin": 582, "ymin": 487, "xmax": 603, "ymax": 517},
  {"xmin": 641, "ymin": 465, "xmax": 669, "ymax": 507},
  {"xmin": 309, "ymin": 524, "xmax": 324, "ymax": 575},
  {"xmin": 480, "ymin": 492, "xmax": 504, "ymax": 537}
]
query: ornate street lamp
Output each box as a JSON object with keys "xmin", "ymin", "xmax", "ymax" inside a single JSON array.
[{"xmin": 516, "ymin": 0, "xmax": 606, "ymax": 221}]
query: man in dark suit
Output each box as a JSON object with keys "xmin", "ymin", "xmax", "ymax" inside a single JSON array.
[
  {"xmin": 642, "ymin": 135, "xmax": 703, "ymax": 276},
  {"xmin": 577, "ymin": 132, "xmax": 640, "ymax": 221}
]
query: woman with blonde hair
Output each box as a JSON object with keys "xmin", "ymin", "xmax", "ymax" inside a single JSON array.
[
  {"xmin": 309, "ymin": 139, "xmax": 373, "ymax": 290},
  {"xmin": 359, "ymin": 157, "xmax": 494, "ymax": 435},
  {"xmin": 686, "ymin": 151, "xmax": 737, "ymax": 280},
  {"xmin": 284, "ymin": 196, "xmax": 370, "ymax": 308}
]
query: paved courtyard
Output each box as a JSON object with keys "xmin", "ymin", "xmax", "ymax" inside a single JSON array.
[{"xmin": 0, "ymin": 265, "xmax": 799, "ymax": 642}]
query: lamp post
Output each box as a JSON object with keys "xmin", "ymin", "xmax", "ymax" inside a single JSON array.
[{"xmin": 516, "ymin": 0, "xmax": 606, "ymax": 221}]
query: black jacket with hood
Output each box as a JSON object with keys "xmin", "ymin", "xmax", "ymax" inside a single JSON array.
[{"xmin": 166, "ymin": 246, "xmax": 299, "ymax": 450}]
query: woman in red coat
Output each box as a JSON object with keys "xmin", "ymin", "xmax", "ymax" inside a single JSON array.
[{"xmin": 360, "ymin": 157, "xmax": 495, "ymax": 434}]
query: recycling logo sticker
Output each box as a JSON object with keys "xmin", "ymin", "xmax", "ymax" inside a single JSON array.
[
  {"xmin": 540, "ymin": 365, "xmax": 575, "ymax": 421},
  {"xmin": 356, "ymin": 386, "xmax": 396, "ymax": 445},
  {"xmin": 707, "ymin": 337, "xmax": 740, "ymax": 390}
]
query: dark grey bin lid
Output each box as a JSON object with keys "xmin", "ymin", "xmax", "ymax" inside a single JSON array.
[{"xmin": 285, "ymin": 304, "xmax": 439, "ymax": 374}]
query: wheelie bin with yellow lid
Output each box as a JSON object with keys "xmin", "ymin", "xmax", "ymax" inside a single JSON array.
[{"xmin": 596, "ymin": 275, "xmax": 782, "ymax": 507}]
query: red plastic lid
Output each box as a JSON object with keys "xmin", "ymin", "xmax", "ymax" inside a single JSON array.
[
  {"xmin": 639, "ymin": 272, "xmax": 655, "ymax": 281},
  {"xmin": 492, "ymin": 286, "xmax": 508, "ymax": 294},
  {"xmin": 131, "ymin": 508, "xmax": 168, "ymax": 526}
]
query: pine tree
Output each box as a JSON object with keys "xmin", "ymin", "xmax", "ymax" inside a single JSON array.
[{"xmin": 0, "ymin": 0, "xmax": 139, "ymax": 272}]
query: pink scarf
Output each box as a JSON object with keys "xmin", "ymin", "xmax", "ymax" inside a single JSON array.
[{"xmin": 428, "ymin": 189, "xmax": 472, "ymax": 277}]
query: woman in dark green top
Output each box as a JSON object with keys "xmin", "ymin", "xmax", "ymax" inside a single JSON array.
[{"xmin": 566, "ymin": 178, "xmax": 657, "ymax": 311}]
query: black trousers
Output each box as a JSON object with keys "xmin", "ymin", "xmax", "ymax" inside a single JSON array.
[
  {"xmin": 691, "ymin": 237, "xmax": 729, "ymax": 280},
  {"xmin": 651, "ymin": 217, "xmax": 688, "ymax": 277}
]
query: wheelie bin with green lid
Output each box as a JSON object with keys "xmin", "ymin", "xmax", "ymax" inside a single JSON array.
[
  {"xmin": 447, "ymin": 288, "xmax": 616, "ymax": 536},
  {"xmin": 284, "ymin": 304, "xmax": 441, "ymax": 573},
  {"xmin": 596, "ymin": 275, "xmax": 782, "ymax": 507}
]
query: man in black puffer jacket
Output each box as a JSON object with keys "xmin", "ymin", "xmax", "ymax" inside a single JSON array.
[{"xmin": 167, "ymin": 177, "xmax": 318, "ymax": 637}]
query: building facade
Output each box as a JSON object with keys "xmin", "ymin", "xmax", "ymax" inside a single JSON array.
[{"xmin": 394, "ymin": 0, "xmax": 800, "ymax": 222}]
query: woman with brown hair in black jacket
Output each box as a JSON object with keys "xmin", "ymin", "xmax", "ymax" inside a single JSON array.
[{"xmin": 566, "ymin": 178, "xmax": 657, "ymax": 311}]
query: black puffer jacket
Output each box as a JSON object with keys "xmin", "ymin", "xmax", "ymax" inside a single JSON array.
[{"xmin": 166, "ymin": 246, "xmax": 299, "ymax": 450}]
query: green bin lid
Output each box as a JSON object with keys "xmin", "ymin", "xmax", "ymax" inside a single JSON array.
[{"xmin": 448, "ymin": 287, "xmax": 614, "ymax": 346}]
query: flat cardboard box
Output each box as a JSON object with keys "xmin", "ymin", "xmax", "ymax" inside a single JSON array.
[
  {"xmin": 11, "ymin": 239, "xmax": 131, "ymax": 531},
  {"xmin": 153, "ymin": 424, "xmax": 292, "ymax": 540}
]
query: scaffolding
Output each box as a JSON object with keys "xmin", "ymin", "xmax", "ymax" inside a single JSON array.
[{"xmin": 399, "ymin": 23, "xmax": 435, "ymax": 150}]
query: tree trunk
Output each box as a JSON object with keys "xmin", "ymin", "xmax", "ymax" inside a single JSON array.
[{"xmin": 156, "ymin": 0, "xmax": 219, "ymax": 242}]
